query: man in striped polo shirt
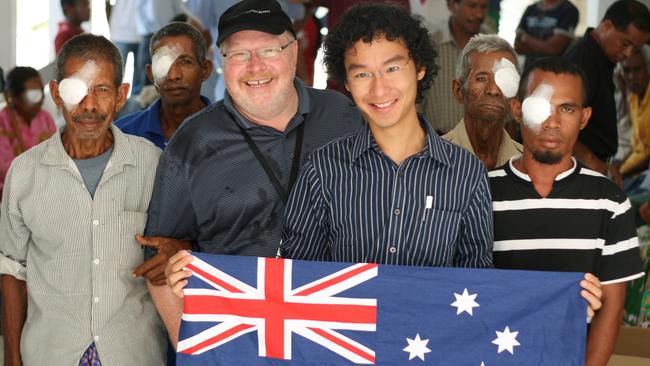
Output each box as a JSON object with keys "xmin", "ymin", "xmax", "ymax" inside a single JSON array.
[{"xmin": 489, "ymin": 56, "xmax": 644, "ymax": 365}]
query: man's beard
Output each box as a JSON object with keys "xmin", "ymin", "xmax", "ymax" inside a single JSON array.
[{"xmin": 532, "ymin": 150, "xmax": 562, "ymax": 165}]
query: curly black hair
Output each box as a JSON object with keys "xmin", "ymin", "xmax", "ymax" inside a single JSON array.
[{"xmin": 323, "ymin": 2, "xmax": 438, "ymax": 103}]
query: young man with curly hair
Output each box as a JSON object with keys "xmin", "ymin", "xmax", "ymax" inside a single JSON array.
[{"xmin": 278, "ymin": 3, "xmax": 494, "ymax": 267}]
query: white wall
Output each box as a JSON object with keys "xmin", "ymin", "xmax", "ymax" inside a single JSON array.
[{"xmin": 0, "ymin": 0, "xmax": 17, "ymax": 73}]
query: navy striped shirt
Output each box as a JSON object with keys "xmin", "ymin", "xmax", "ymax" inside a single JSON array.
[{"xmin": 281, "ymin": 117, "xmax": 494, "ymax": 267}]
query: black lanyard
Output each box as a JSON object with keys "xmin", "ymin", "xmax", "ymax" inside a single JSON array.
[{"xmin": 235, "ymin": 121, "xmax": 305, "ymax": 205}]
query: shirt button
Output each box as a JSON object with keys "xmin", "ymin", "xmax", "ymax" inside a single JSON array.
[
  {"xmin": 394, "ymin": 208, "xmax": 401, "ymax": 215},
  {"xmin": 389, "ymin": 246, "xmax": 397, "ymax": 254},
  {"xmin": 93, "ymin": 335, "xmax": 99, "ymax": 342},
  {"xmin": 398, "ymin": 171, "xmax": 404, "ymax": 177},
  {"xmin": 93, "ymin": 258, "xmax": 100, "ymax": 265},
  {"xmin": 92, "ymin": 219, "xmax": 99, "ymax": 226},
  {"xmin": 93, "ymin": 296, "xmax": 99, "ymax": 303}
]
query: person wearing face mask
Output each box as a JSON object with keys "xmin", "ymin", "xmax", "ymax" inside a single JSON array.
[{"xmin": 0, "ymin": 66, "xmax": 57, "ymax": 196}]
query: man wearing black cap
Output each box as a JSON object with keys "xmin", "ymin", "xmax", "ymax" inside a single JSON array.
[{"xmin": 140, "ymin": 0, "xmax": 361, "ymax": 346}]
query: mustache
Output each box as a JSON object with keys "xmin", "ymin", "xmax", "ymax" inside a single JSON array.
[{"xmin": 72, "ymin": 113, "xmax": 108, "ymax": 123}]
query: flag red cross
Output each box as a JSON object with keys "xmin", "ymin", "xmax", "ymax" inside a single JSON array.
[{"xmin": 179, "ymin": 257, "xmax": 378, "ymax": 363}]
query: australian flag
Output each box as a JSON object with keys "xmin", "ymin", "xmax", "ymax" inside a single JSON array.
[{"xmin": 176, "ymin": 254, "xmax": 586, "ymax": 365}]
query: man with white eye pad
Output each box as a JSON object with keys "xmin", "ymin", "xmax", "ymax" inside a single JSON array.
[
  {"xmin": 0, "ymin": 34, "xmax": 165, "ymax": 365},
  {"xmin": 489, "ymin": 56, "xmax": 644, "ymax": 366},
  {"xmin": 116, "ymin": 22, "xmax": 212, "ymax": 151},
  {"xmin": 444, "ymin": 34, "xmax": 522, "ymax": 170}
]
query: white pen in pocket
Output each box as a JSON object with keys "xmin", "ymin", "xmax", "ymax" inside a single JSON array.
[{"xmin": 422, "ymin": 195, "xmax": 433, "ymax": 222}]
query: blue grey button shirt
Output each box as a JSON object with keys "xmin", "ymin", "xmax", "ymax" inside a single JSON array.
[{"xmin": 281, "ymin": 117, "xmax": 494, "ymax": 267}]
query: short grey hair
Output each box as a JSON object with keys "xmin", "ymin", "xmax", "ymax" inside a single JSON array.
[{"xmin": 455, "ymin": 34, "xmax": 519, "ymax": 88}]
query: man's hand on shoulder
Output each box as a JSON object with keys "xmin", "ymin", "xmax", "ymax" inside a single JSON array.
[{"xmin": 133, "ymin": 235, "xmax": 192, "ymax": 286}]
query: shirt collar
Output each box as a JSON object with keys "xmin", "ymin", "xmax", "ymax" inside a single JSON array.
[
  {"xmin": 440, "ymin": 19, "xmax": 454, "ymax": 44},
  {"xmin": 223, "ymin": 78, "xmax": 311, "ymax": 131},
  {"xmin": 439, "ymin": 19, "xmax": 489, "ymax": 47},
  {"xmin": 351, "ymin": 114, "xmax": 451, "ymax": 166},
  {"xmin": 43, "ymin": 124, "xmax": 135, "ymax": 169},
  {"xmin": 507, "ymin": 154, "xmax": 578, "ymax": 182},
  {"xmin": 147, "ymin": 95, "xmax": 212, "ymax": 136},
  {"xmin": 59, "ymin": 21, "xmax": 83, "ymax": 33},
  {"xmin": 145, "ymin": 98, "xmax": 164, "ymax": 136},
  {"xmin": 536, "ymin": 0, "xmax": 564, "ymax": 12},
  {"xmin": 451, "ymin": 119, "xmax": 523, "ymax": 165}
]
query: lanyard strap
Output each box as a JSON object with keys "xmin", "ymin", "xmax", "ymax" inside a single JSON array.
[{"xmin": 235, "ymin": 121, "xmax": 305, "ymax": 205}]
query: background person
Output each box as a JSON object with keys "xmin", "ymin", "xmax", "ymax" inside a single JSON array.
[
  {"xmin": 55, "ymin": 0, "xmax": 91, "ymax": 54},
  {"xmin": 515, "ymin": 0, "xmax": 579, "ymax": 70},
  {"xmin": 564, "ymin": 0, "xmax": 650, "ymax": 185},
  {"xmin": 0, "ymin": 66, "xmax": 56, "ymax": 196}
]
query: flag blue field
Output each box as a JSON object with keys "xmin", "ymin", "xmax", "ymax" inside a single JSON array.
[{"xmin": 176, "ymin": 253, "xmax": 586, "ymax": 365}]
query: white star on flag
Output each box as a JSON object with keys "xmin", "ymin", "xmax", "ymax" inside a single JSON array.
[
  {"xmin": 492, "ymin": 326, "xmax": 521, "ymax": 354},
  {"xmin": 403, "ymin": 333, "xmax": 431, "ymax": 361},
  {"xmin": 450, "ymin": 288, "xmax": 480, "ymax": 315}
]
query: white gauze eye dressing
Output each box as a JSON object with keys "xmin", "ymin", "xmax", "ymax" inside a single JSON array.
[
  {"xmin": 152, "ymin": 45, "xmax": 182, "ymax": 82},
  {"xmin": 492, "ymin": 58, "xmax": 520, "ymax": 98},
  {"xmin": 521, "ymin": 83, "xmax": 555, "ymax": 129},
  {"xmin": 58, "ymin": 60, "xmax": 99, "ymax": 109},
  {"xmin": 59, "ymin": 78, "xmax": 87, "ymax": 107},
  {"xmin": 24, "ymin": 89, "xmax": 43, "ymax": 105}
]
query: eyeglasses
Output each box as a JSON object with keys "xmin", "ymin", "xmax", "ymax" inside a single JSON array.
[
  {"xmin": 347, "ymin": 58, "xmax": 411, "ymax": 86},
  {"xmin": 222, "ymin": 40, "xmax": 296, "ymax": 64}
]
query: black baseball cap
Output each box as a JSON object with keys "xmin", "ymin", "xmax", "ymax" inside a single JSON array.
[{"xmin": 217, "ymin": 0, "xmax": 296, "ymax": 46}]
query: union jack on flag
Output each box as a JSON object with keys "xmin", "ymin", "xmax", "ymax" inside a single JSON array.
[
  {"xmin": 177, "ymin": 254, "xmax": 587, "ymax": 365},
  {"xmin": 177, "ymin": 255, "xmax": 378, "ymax": 363}
]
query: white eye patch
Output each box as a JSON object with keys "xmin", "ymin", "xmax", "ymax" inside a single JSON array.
[
  {"xmin": 23, "ymin": 89, "xmax": 43, "ymax": 105},
  {"xmin": 492, "ymin": 58, "xmax": 520, "ymax": 98},
  {"xmin": 152, "ymin": 45, "xmax": 182, "ymax": 82},
  {"xmin": 58, "ymin": 60, "xmax": 99, "ymax": 109},
  {"xmin": 59, "ymin": 78, "xmax": 88, "ymax": 107},
  {"xmin": 521, "ymin": 83, "xmax": 555, "ymax": 129}
]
